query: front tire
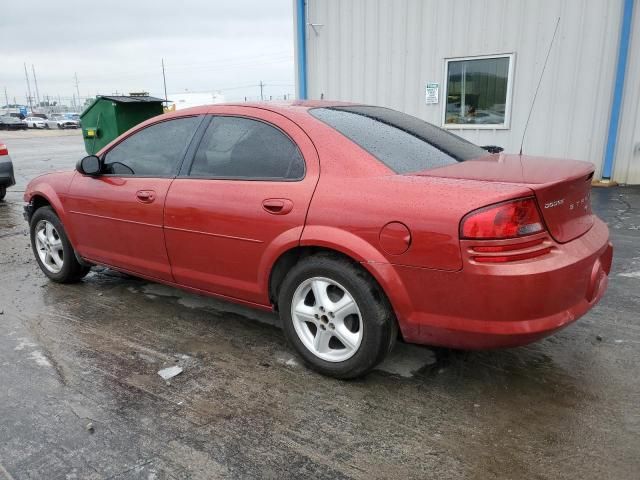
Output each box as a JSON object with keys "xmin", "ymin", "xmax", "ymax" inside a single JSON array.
[
  {"xmin": 30, "ymin": 206, "xmax": 90, "ymax": 283},
  {"xmin": 0, "ymin": 186, "xmax": 6, "ymax": 200},
  {"xmin": 278, "ymin": 254, "xmax": 397, "ymax": 379}
]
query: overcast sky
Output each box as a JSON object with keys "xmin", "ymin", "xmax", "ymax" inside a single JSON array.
[{"xmin": 2, "ymin": 0, "xmax": 295, "ymax": 107}]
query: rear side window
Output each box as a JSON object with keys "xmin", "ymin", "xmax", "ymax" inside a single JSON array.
[
  {"xmin": 310, "ymin": 106, "xmax": 486, "ymax": 174},
  {"xmin": 104, "ymin": 117, "xmax": 200, "ymax": 176},
  {"xmin": 189, "ymin": 116, "xmax": 304, "ymax": 180}
]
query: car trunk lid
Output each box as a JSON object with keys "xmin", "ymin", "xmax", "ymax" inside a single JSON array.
[{"xmin": 414, "ymin": 154, "xmax": 595, "ymax": 243}]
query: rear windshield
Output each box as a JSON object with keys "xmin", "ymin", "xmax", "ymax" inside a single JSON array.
[{"xmin": 309, "ymin": 106, "xmax": 487, "ymax": 174}]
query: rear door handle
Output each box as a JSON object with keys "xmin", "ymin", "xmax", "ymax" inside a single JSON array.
[
  {"xmin": 136, "ymin": 190, "xmax": 156, "ymax": 203},
  {"xmin": 262, "ymin": 198, "xmax": 293, "ymax": 215}
]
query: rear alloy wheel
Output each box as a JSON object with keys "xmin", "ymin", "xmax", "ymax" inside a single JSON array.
[
  {"xmin": 30, "ymin": 206, "xmax": 90, "ymax": 283},
  {"xmin": 279, "ymin": 254, "xmax": 397, "ymax": 379},
  {"xmin": 291, "ymin": 277, "xmax": 363, "ymax": 362}
]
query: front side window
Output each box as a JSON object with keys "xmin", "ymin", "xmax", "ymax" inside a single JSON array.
[
  {"xmin": 189, "ymin": 116, "xmax": 305, "ymax": 180},
  {"xmin": 310, "ymin": 106, "xmax": 487, "ymax": 174},
  {"xmin": 444, "ymin": 55, "xmax": 513, "ymax": 128},
  {"xmin": 103, "ymin": 116, "xmax": 200, "ymax": 176}
]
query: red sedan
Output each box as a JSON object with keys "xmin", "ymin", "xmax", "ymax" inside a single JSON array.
[{"xmin": 23, "ymin": 102, "xmax": 613, "ymax": 378}]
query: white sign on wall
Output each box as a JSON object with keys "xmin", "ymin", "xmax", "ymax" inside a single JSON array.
[{"xmin": 425, "ymin": 82, "xmax": 439, "ymax": 104}]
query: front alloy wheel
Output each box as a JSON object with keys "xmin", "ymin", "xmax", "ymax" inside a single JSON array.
[
  {"xmin": 34, "ymin": 220, "xmax": 65, "ymax": 273},
  {"xmin": 30, "ymin": 206, "xmax": 90, "ymax": 283}
]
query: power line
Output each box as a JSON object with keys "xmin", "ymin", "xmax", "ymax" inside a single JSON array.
[{"xmin": 79, "ymin": 54, "xmax": 293, "ymax": 81}]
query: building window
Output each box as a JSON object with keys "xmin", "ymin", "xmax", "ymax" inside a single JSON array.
[{"xmin": 443, "ymin": 54, "xmax": 514, "ymax": 129}]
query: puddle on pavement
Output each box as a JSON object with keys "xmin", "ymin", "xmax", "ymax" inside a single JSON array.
[
  {"xmin": 0, "ymin": 202, "xmax": 19, "ymax": 229},
  {"xmin": 134, "ymin": 281, "xmax": 439, "ymax": 378},
  {"xmin": 29, "ymin": 263, "xmax": 597, "ymax": 399}
]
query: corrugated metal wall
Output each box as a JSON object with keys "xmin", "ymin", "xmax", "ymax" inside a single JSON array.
[
  {"xmin": 303, "ymin": 0, "xmax": 632, "ymax": 182},
  {"xmin": 613, "ymin": 1, "xmax": 640, "ymax": 184}
]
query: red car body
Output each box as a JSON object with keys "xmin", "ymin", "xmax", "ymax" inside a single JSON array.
[{"xmin": 24, "ymin": 102, "xmax": 613, "ymax": 349}]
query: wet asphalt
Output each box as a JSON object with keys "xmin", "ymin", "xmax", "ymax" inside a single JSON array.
[{"xmin": 0, "ymin": 130, "xmax": 638, "ymax": 479}]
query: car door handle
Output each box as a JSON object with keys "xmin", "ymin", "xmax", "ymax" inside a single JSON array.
[
  {"xmin": 136, "ymin": 190, "xmax": 156, "ymax": 203},
  {"xmin": 262, "ymin": 198, "xmax": 293, "ymax": 215}
]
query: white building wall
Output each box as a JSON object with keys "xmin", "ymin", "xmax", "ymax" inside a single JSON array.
[{"xmin": 303, "ymin": 0, "xmax": 630, "ymax": 182}]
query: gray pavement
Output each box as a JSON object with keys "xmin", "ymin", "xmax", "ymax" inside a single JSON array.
[{"xmin": 0, "ymin": 130, "xmax": 638, "ymax": 479}]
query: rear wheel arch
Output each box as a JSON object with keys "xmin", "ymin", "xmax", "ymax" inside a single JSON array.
[
  {"xmin": 275, "ymin": 249, "xmax": 400, "ymax": 378},
  {"xmin": 269, "ymin": 246, "xmax": 394, "ymax": 315}
]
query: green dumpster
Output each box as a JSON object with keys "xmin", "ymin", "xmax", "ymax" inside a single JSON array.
[{"xmin": 80, "ymin": 95, "xmax": 165, "ymax": 155}]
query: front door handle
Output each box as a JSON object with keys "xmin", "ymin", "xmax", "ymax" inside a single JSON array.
[
  {"xmin": 262, "ymin": 198, "xmax": 293, "ymax": 215},
  {"xmin": 136, "ymin": 190, "xmax": 156, "ymax": 203}
]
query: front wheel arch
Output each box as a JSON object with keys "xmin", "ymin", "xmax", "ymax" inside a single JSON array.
[{"xmin": 30, "ymin": 194, "xmax": 53, "ymax": 212}]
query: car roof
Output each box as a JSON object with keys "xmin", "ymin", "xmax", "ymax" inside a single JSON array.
[{"xmin": 170, "ymin": 100, "xmax": 357, "ymax": 117}]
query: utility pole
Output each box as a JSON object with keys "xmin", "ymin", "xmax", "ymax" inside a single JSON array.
[
  {"xmin": 161, "ymin": 58, "xmax": 168, "ymax": 104},
  {"xmin": 32, "ymin": 65, "xmax": 41, "ymax": 107},
  {"xmin": 259, "ymin": 80, "xmax": 264, "ymax": 101},
  {"xmin": 24, "ymin": 63, "xmax": 33, "ymax": 110},
  {"xmin": 4, "ymin": 87, "xmax": 8, "ymax": 108},
  {"xmin": 74, "ymin": 73, "xmax": 81, "ymax": 108}
]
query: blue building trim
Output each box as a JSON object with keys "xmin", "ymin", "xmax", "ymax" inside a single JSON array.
[
  {"xmin": 296, "ymin": 0, "xmax": 308, "ymax": 99},
  {"xmin": 603, "ymin": 0, "xmax": 634, "ymax": 179}
]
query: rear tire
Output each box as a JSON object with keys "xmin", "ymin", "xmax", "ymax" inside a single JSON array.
[
  {"xmin": 0, "ymin": 186, "xmax": 6, "ymax": 201},
  {"xmin": 278, "ymin": 253, "xmax": 397, "ymax": 379},
  {"xmin": 30, "ymin": 206, "xmax": 90, "ymax": 283}
]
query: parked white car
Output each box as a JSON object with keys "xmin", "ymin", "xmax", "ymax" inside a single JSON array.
[
  {"xmin": 45, "ymin": 116, "xmax": 79, "ymax": 129},
  {"xmin": 24, "ymin": 117, "xmax": 46, "ymax": 129}
]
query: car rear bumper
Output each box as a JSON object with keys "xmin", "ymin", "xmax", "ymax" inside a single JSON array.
[
  {"xmin": 385, "ymin": 218, "xmax": 612, "ymax": 349},
  {"xmin": 0, "ymin": 156, "xmax": 16, "ymax": 187}
]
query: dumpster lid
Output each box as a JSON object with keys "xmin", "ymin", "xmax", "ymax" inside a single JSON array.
[
  {"xmin": 80, "ymin": 95, "xmax": 165, "ymax": 119},
  {"xmin": 99, "ymin": 95, "xmax": 165, "ymax": 103}
]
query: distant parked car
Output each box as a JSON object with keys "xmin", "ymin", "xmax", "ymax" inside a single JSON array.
[
  {"xmin": 0, "ymin": 116, "xmax": 28, "ymax": 130},
  {"xmin": 45, "ymin": 116, "xmax": 79, "ymax": 129},
  {"xmin": 25, "ymin": 117, "xmax": 46, "ymax": 129},
  {"xmin": 0, "ymin": 141, "xmax": 15, "ymax": 200}
]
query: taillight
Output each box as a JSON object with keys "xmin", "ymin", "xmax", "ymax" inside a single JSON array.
[
  {"xmin": 0, "ymin": 144, "xmax": 7, "ymax": 156},
  {"xmin": 461, "ymin": 198, "xmax": 545, "ymax": 239}
]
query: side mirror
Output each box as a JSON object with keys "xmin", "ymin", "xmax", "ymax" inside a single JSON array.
[
  {"xmin": 481, "ymin": 145, "xmax": 504, "ymax": 154},
  {"xmin": 77, "ymin": 155, "xmax": 102, "ymax": 176}
]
